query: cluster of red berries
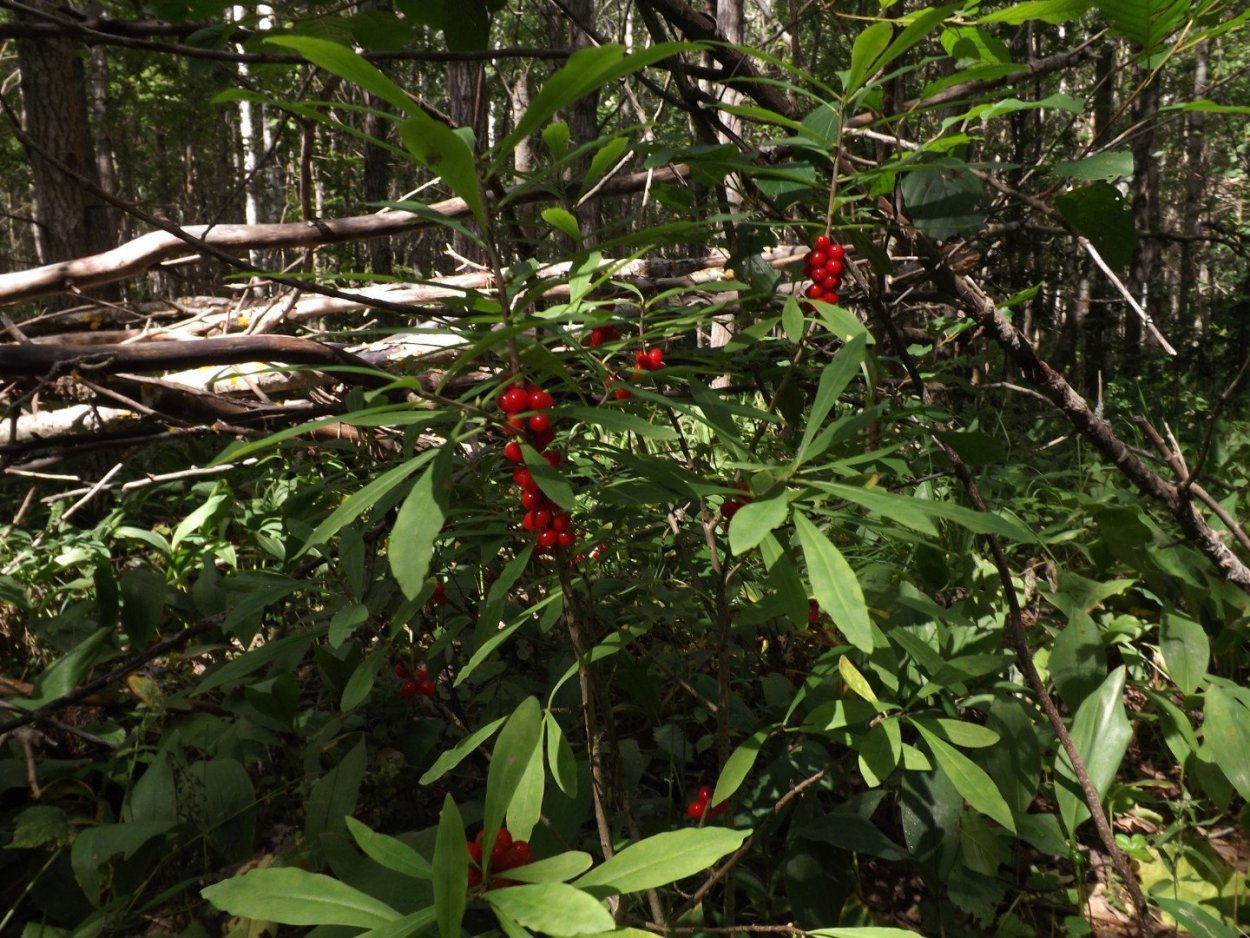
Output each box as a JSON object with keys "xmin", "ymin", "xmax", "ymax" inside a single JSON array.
[
  {"xmin": 808, "ymin": 599, "xmax": 821, "ymax": 626},
  {"xmin": 466, "ymin": 827, "xmax": 532, "ymax": 889},
  {"xmin": 588, "ymin": 324, "xmax": 622, "ymax": 347},
  {"xmin": 395, "ymin": 661, "xmax": 435, "ymax": 698},
  {"xmin": 497, "ymin": 383, "xmax": 580, "ymax": 553},
  {"xmin": 802, "ymin": 234, "xmax": 846, "ymax": 307},
  {"xmin": 686, "ymin": 785, "xmax": 727, "ymax": 821},
  {"xmin": 498, "ymin": 384, "xmax": 557, "ymax": 463},
  {"xmin": 634, "ymin": 346, "xmax": 664, "ymax": 372},
  {"xmin": 430, "ymin": 580, "xmax": 448, "ymax": 607}
]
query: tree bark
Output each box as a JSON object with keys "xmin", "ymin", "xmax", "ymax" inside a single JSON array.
[
  {"xmin": 15, "ymin": 0, "xmax": 114, "ymax": 289},
  {"xmin": 1123, "ymin": 72, "xmax": 1161, "ymax": 373},
  {"xmin": 447, "ymin": 58, "xmax": 489, "ymax": 265}
]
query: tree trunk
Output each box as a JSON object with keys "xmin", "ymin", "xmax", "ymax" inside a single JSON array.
[
  {"xmin": 448, "ymin": 58, "xmax": 489, "ymax": 265},
  {"xmin": 1081, "ymin": 45, "xmax": 1116, "ymax": 392},
  {"xmin": 1124, "ymin": 72, "xmax": 1161, "ymax": 372},
  {"xmin": 1179, "ymin": 40, "xmax": 1208, "ymax": 333},
  {"xmin": 15, "ymin": 0, "xmax": 114, "ymax": 291},
  {"xmin": 564, "ymin": 0, "xmax": 602, "ymax": 245}
]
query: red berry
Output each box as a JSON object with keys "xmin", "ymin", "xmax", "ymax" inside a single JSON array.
[
  {"xmin": 708, "ymin": 802, "xmax": 728, "ymax": 818},
  {"xmin": 552, "ymin": 513, "xmax": 571, "ymax": 533},
  {"xmin": 809, "ymin": 599, "xmax": 820, "ymax": 624},
  {"xmin": 503, "ymin": 441, "xmax": 523, "ymax": 463},
  {"xmin": 494, "ymin": 828, "xmax": 513, "ymax": 850},
  {"xmin": 531, "ymin": 427, "xmax": 555, "ymax": 451},
  {"xmin": 534, "ymin": 509, "xmax": 552, "ymax": 530},
  {"xmin": 686, "ymin": 801, "xmax": 706, "ymax": 819},
  {"xmin": 528, "ymin": 388, "xmax": 554, "ymax": 410},
  {"xmin": 806, "ymin": 250, "xmax": 827, "ymax": 270},
  {"xmin": 722, "ymin": 498, "xmax": 742, "ymax": 520},
  {"xmin": 805, "ymin": 284, "xmax": 824, "ymax": 300},
  {"xmin": 468, "ymin": 867, "xmax": 482, "ymax": 888},
  {"xmin": 813, "ymin": 234, "xmax": 832, "ymax": 252},
  {"xmin": 635, "ymin": 350, "xmax": 648, "ymax": 369},
  {"xmin": 538, "ymin": 529, "xmax": 558, "ymax": 549},
  {"xmin": 821, "ymin": 258, "xmax": 844, "ymax": 278},
  {"xmin": 499, "ymin": 387, "xmax": 529, "ymax": 414},
  {"xmin": 527, "ymin": 413, "xmax": 551, "ymax": 434},
  {"xmin": 432, "ymin": 581, "xmax": 448, "ymax": 606},
  {"xmin": 818, "ymin": 274, "xmax": 840, "ymax": 292},
  {"xmin": 506, "ymin": 841, "xmax": 533, "ymax": 868},
  {"xmin": 615, "ymin": 387, "xmax": 631, "ymax": 400},
  {"xmin": 697, "ymin": 785, "xmax": 714, "ymax": 802},
  {"xmin": 557, "ymin": 531, "xmax": 575, "ymax": 548},
  {"xmin": 399, "ymin": 680, "xmax": 421, "ymax": 698},
  {"xmin": 514, "ymin": 468, "xmax": 535, "ymax": 489},
  {"xmin": 590, "ymin": 328, "xmax": 606, "ymax": 347},
  {"xmin": 647, "ymin": 347, "xmax": 664, "ymax": 370},
  {"xmin": 825, "ymin": 292, "xmax": 840, "ymax": 305},
  {"xmin": 521, "ymin": 489, "xmax": 544, "ymax": 511},
  {"xmin": 828, "ymin": 243, "xmax": 845, "ymax": 262},
  {"xmin": 467, "ymin": 840, "xmax": 482, "ymax": 864},
  {"xmin": 543, "ymin": 451, "xmax": 561, "ymax": 468},
  {"xmin": 416, "ymin": 678, "xmax": 436, "ymax": 696},
  {"xmin": 394, "ymin": 663, "xmax": 411, "ymax": 679},
  {"xmin": 522, "ymin": 511, "xmax": 537, "ymax": 531}
]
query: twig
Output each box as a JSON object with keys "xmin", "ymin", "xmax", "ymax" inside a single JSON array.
[{"xmin": 1184, "ymin": 354, "xmax": 1250, "ymax": 491}]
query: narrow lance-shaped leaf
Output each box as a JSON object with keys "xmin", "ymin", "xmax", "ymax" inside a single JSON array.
[
  {"xmin": 794, "ymin": 512, "xmax": 873, "ymax": 652},
  {"xmin": 913, "ymin": 722, "xmax": 1016, "ymax": 832},
  {"xmin": 483, "ymin": 697, "xmax": 544, "ymax": 870},
  {"xmin": 433, "ymin": 795, "xmax": 468, "ymax": 938},
  {"xmin": 390, "ymin": 443, "xmax": 453, "ymax": 600},
  {"xmin": 202, "ymin": 868, "xmax": 400, "ymax": 928}
]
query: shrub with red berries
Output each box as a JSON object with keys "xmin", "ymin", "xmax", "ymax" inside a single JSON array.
[
  {"xmin": 466, "ymin": 827, "xmax": 533, "ymax": 890},
  {"xmin": 801, "ymin": 233, "xmax": 846, "ymax": 307}
]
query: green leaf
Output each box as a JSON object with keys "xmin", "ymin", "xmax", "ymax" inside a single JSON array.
[
  {"xmin": 507, "ymin": 733, "xmax": 546, "ymax": 842},
  {"xmin": 486, "ymin": 883, "xmax": 615, "ymax": 937},
  {"xmin": 297, "ymin": 451, "xmax": 434, "ymax": 558},
  {"xmin": 73, "ymin": 821, "xmax": 173, "ymax": 903},
  {"xmin": 359, "ymin": 907, "xmax": 439, "ymax": 938},
  {"xmin": 1055, "ymin": 666, "xmax": 1131, "ymax": 836},
  {"xmin": 1055, "ymin": 181, "xmax": 1137, "ymax": 269},
  {"xmin": 796, "ymin": 334, "xmax": 867, "ymax": 466},
  {"xmin": 24, "ymin": 627, "xmax": 111, "ymax": 708},
  {"xmin": 483, "ymin": 698, "xmax": 544, "ymax": 870},
  {"xmin": 506, "ymin": 850, "xmax": 595, "ymax": 884},
  {"xmin": 171, "ymin": 487, "xmax": 228, "ymax": 549},
  {"xmin": 728, "ymin": 492, "xmax": 789, "ymax": 555},
  {"xmin": 1202, "ymin": 686, "xmax": 1250, "ymax": 802},
  {"xmin": 346, "ymin": 816, "xmax": 433, "ymax": 880},
  {"xmin": 265, "ymin": 36, "xmax": 420, "ymax": 117},
  {"xmin": 543, "ymin": 121, "xmax": 570, "ymax": 160},
  {"xmin": 433, "ymin": 795, "xmax": 468, "ymax": 938},
  {"xmin": 329, "ymin": 602, "xmax": 370, "ymax": 650},
  {"xmin": 1153, "ymin": 897, "xmax": 1244, "ymax": 938},
  {"xmin": 899, "ymin": 157, "xmax": 985, "ymax": 241},
  {"xmin": 419, "ymin": 716, "xmax": 507, "ymax": 785},
  {"xmin": 913, "ymin": 723, "xmax": 1016, "ymax": 832},
  {"xmin": 399, "ymin": 112, "xmax": 487, "ymax": 228},
  {"xmin": 499, "ymin": 43, "xmax": 695, "ymax": 164},
  {"xmin": 580, "ymin": 137, "xmax": 631, "ymax": 196},
  {"xmin": 1159, "ymin": 612, "xmax": 1208, "ymax": 696},
  {"xmin": 545, "ymin": 712, "xmax": 579, "ymax": 798},
  {"xmin": 1052, "ymin": 150, "xmax": 1134, "ymax": 181},
  {"xmin": 794, "ymin": 512, "xmax": 873, "ymax": 653},
  {"xmin": 1092, "ymin": 0, "xmax": 1188, "ymax": 53},
  {"xmin": 305, "ymin": 739, "xmax": 367, "ymax": 841},
  {"xmin": 977, "ymin": 0, "xmax": 1092, "ymax": 25},
  {"xmin": 574, "ymin": 828, "xmax": 750, "ymax": 894},
  {"xmin": 845, "ymin": 21, "xmax": 893, "ymax": 97},
  {"xmin": 542, "ymin": 207, "xmax": 582, "ymax": 241},
  {"xmin": 523, "ymin": 444, "xmax": 576, "ymax": 510},
  {"xmin": 563, "ymin": 406, "xmax": 677, "ymax": 440},
  {"xmin": 781, "ymin": 296, "xmax": 804, "ymax": 344},
  {"xmin": 390, "ymin": 444, "xmax": 453, "ymax": 600},
  {"xmin": 910, "ymin": 717, "xmax": 1000, "ymax": 749},
  {"xmin": 1048, "ymin": 610, "xmax": 1105, "ymax": 710},
  {"xmin": 810, "ymin": 480, "xmax": 1036, "ymax": 542},
  {"xmin": 711, "ymin": 731, "xmax": 768, "ymax": 806},
  {"xmin": 839, "ymin": 655, "xmax": 877, "ymax": 702},
  {"xmin": 202, "ymin": 867, "xmax": 401, "ymax": 928}
]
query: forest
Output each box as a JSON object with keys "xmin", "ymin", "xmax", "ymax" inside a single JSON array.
[{"xmin": 1, "ymin": 0, "xmax": 1249, "ymax": 936}]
